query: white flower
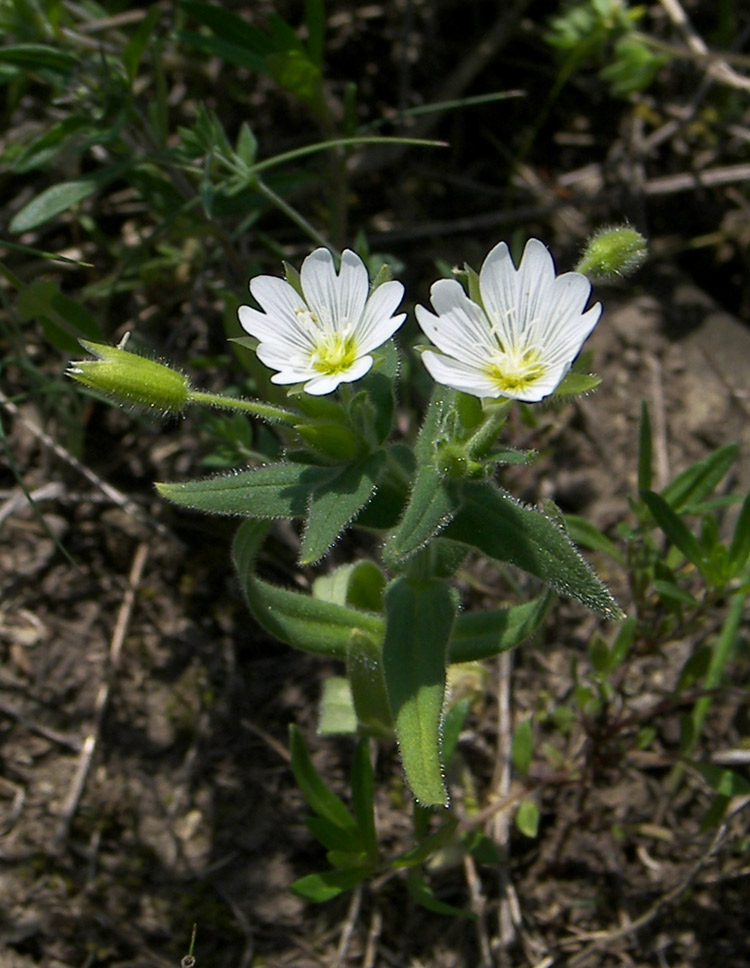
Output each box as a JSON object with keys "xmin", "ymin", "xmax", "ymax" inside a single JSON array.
[
  {"xmin": 415, "ymin": 239, "xmax": 602, "ymax": 402},
  {"xmin": 238, "ymin": 248, "xmax": 406, "ymax": 396}
]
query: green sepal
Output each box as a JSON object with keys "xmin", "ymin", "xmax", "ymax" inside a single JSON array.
[
  {"xmin": 300, "ymin": 451, "xmax": 386, "ymax": 564},
  {"xmin": 232, "ymin": 521, "xmax": 383, "ymax": 657},
  {"xmin": 448, "ymin": 592, "xmax": 554, "ymax": 663},
  {"xmin": 552, "ymin": 372, "xmax": 601, "ymax": 397},
  {"xmin": 382, "ymin": 577, "xmax": 456, "ymax": 807},
  {"xmin": 444, "ymin": 483, "xmax": 624, "ymax": 620},
  {"xmin": 158, "ymin": 461, "xmax": 332, "ymax": 519}
]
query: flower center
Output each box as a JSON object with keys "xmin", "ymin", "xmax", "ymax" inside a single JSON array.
[
  {"xmin": 310, "ymin": 332, "xmax": 359, "ymax": 375},
  {"xmin": 484, "ymin": 347, "xmax": 546, "ymax": 395}
]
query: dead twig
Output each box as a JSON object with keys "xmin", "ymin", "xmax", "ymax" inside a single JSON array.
[
  {"xmin": 52, "ymin": 542, "xmax": 149, "ymax": 850},
  {"xmin": 558, "ymin": 821, "xmax": 729, "ymax": 967},
  {"xmin": 657, "ymin": 0, "xmax": 750, "ymax": 93}
]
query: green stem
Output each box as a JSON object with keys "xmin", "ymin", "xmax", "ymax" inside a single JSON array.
[
  {"xmin": 187, "ymin": 389, "xmax": 301, "ymax": 426},
  {"xmin": 255, "ymin": 178, "xmax": 335, "ymax": 254},
  {"xmin": 463, "ymin": 399, "xmax": 514, "ymax": 458}
]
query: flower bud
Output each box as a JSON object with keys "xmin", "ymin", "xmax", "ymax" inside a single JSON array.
[
  {"xmin": 576, "ymin": 225, "xmax": 648, "ymax": 280},
  {"xmin": 67, "ymin": 339, "xmax": 191, "ymax": 414}
]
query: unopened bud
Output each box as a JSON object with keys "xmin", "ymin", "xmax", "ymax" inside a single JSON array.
[
  {"xmin": 67, "ymin": 339, "xmax": 191, "ymax": 414},
  {"xmin": 577, "ymin": 225, "xmax": 648, "ymax": 280}
]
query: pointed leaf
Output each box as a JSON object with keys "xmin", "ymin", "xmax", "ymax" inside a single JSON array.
[
  {"xmin": 10, "ymin": 164, "xmax": 129, "ymax": 232},
  {"xmin": 382, "ymin": 463, "xmax": 460, "ymax": 569},
  {"xmin": 445, "ymin": 484, "xmax": 624, "ymax": 620},
  {"xmin": 158, "ymin": 462, "xmax": 332, "ymax": 518},
  {"xmin": 351, "ymin": 740, "xmax": 377, "ymax": 860},
  {"xmin": 289, "ymin": 724, "xmax": 358, "ymax": 832},
  {"xmin": 232, "ymin": 520, "xmax": 384, "ymax": 657},
  {"xmin": 660, "ymin": 443, "xmax": 738, "ymax": 512},
  {"xmin": 347, "ymin": 631, "xmax": 393, "ymax": 740},
  {"xmin": 641, "ymin": 490, "xmax": 713, "ymax": 580},
  {"xmin": 727, "ymin": 491, "xmax": 750, "ymax": 575},
  {"xmin": 291, "ymin": 868, "xmax": 369, "ymax": 902},
  {"xmin": 300, "ymin": 451, "xmax": 386, "ymax": 564},
  {"xmin": 449, "ymin": 592, "xmax": 553, "ymax": 663},
  {"xmin": 383, "ymin": 578, "xmax": 455, "ymax": 807},
  {"xmin": 318, "ymin": 677, "xmax": 357, "ymax": 735}
]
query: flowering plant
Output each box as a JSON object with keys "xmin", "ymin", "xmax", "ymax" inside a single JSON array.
[{"xmin": 69, "ymin": 236, "xmax": 636, "ymax": 818}]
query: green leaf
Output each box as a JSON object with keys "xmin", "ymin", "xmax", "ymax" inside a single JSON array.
[
  {"xmin": 640, "ymin": 490, "xmax": 713, "ymax": 580},
  {"xmin": 382, "ymin": 464, "xmax": 460, "ymax": 569},
  {"xmin": 511, "ymin": 719, "xmax": 533, "ymax": 776},
  {"xmin": 441, "ymin": 697, "xmax": 472, "ymax": 768},
  {"xmin": 392, "ymin": 819, "xmax": 460, "ymax": 868},
  {"xmin": 12, "ymin": 116, "xmax": 90, "ymax": 173},
  {"xmin": 232, "ymin": 521, "xmax": 384, "ymax": 657},
  {"xmin": 660, "ymin": 443, "xmax": 739, "ymax": 512},
  {"xmin": 318, "ymin": 677, "xmax": 357, "ymax": 735},
  {"xmin": 17, "ymin": 280, "xmax": 104, "ymax": 351},
  {"xmin": 406, "ymin": 868, "xmax": 475, "ymax": 919},
  {"xmin": 515, "ymin": 799, "xmax": 540, "ymax": 838},
  {"xmin": 300, "ymin": 451, "xmax": 386, "ymax": 564},
  {"xmin": 727, "ymin": 491, "xmax": 750, "ymax": 575},
  {"xmin": 687, "ymin": 760, "xmax": 750, "ymax": 797},
  {"xmin": 289, "ymin": 724, "xmax": 358, "ymax": 832},
  {"xmin": 305, "ymin": 0, "xmax": 326, "ymax": 66},
  {"xmin": 448, "ymin": 592, "xmax": 553, "ymax": 663},
  {"xmin": 382, "ymin": 578, "xmax": 455, "ymax": 806},
  {"xmin": 347, "ymin": 631, "xmax": 394, "ymax": 740},
  {"xmin": 366, "ymin": 340, "xmax": 399, "ymax": 445},
  {"xmin": 180, "ymin": 0, "xmax": 277, "ymax": 54},
  {"xmin": 564, "ymin": 514, "xmax": 625, "ymax": 566},
  {"xmin": 123, "ymin": 5, "xmax": 161, "ymax": 84},
  {"xmin": 291, "ymin": 868, "xmax": 368, "ymax": 903},
  {"xmin": 414, "ymin": 385, "xmax": 453, "ymax": 464},
  {"xmin": 305, "ymin": 816, "xmax": 361, "ymax": 853},
  {"xmin": 10, "ymin": 164, "xmax": 129, "ymax": 233},
  {"xmin": 0, "ymin": 43, "xmax": 77, "ymax": 74},
  {"xmin": 157, "ymin": 462, "xmax": 333, "ymax": 519},
  {"xmin": 313, "ymin": 560, "xmax": 385, "ymax": 612},
  {"xmin": 351, "ymin": 739, "xmax": 377, "ymax": 860},
  {"xmin": 445, "ymin": 484, "xmax": 624, "ymax": 620}
]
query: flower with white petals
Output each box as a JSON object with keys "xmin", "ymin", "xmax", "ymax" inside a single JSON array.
[
  {"xmin": 238, "ymin": 248, "xmax": 406, "ymax": 396},
  {"xmin": 416, "ymin": 239, "xmax": 602, "ymax": 402}
]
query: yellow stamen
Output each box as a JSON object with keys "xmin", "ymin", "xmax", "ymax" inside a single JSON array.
[
  {"xmin": 311, "ymin": 333, "xmax": 359, "ymax": 375},
  {"xmin": 484, "ymin": 347, "xmax": 546, "ymax": 395}
]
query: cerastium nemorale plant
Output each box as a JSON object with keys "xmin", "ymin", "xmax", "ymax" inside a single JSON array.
[{"xmin": 69, "ymin": 228, "xmax": 646, "ymax": 903}]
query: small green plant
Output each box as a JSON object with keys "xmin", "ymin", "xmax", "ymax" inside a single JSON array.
[{"xmin": 546, "ymin": 0, "xmax": 669, "ymax": 97}]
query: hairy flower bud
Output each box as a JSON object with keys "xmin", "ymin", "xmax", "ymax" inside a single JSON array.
[
  {"xmin": 67, "ymin": 338, "xmax": 191, "ymax": 414},
  {"xmin": 577, "ymin": 225, "xmax": 648, "ymax": 281}
]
